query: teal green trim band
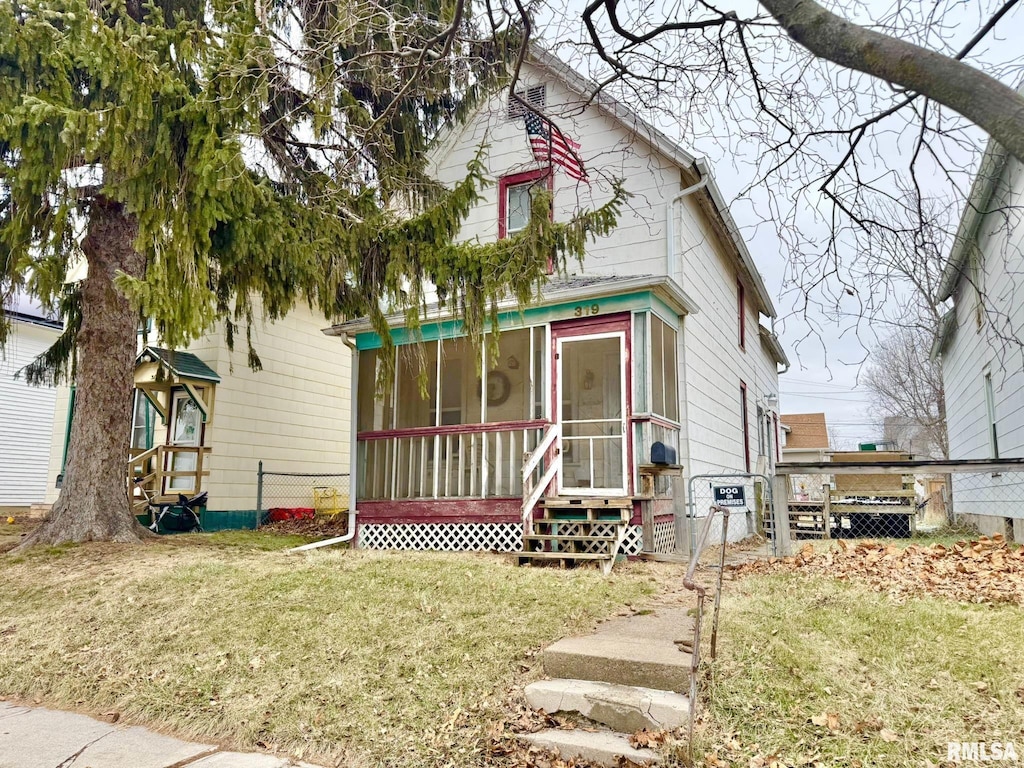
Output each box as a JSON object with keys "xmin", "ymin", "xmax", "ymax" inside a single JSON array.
[{"xmin": 355, "ymin": 291, "xmax": 662, "ymax": 349}]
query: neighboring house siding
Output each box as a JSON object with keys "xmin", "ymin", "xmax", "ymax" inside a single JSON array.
[
  {"xmin": 942, "ymin": 152, "xmax": 1024, "ymax": 528},
  {"xmin": 200, "ymin": 305, "xmax": 351, "ymax": 511},
  {"xmin": 1, "ymin": 320, "xmax": 59, "ymax": 505},
  {"xmin": 45, "ymin": 304, "xmax": 350, "ymax": 512}
]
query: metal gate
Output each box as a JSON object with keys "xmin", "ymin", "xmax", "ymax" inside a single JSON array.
[{"xmin": 686, "ymin": 472, "xmax": 780, "ymax": 556}]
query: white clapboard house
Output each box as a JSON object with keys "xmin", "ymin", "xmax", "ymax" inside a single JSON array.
[
  {"xmin": 328, "ymin": 49, "xmax": 788, "ymax": 563},
  {"xmin": 1, "ymin": 296, "xmax": 61, "ymax": 512}
]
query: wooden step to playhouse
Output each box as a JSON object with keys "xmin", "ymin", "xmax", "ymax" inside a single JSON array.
[{"xmin": 534, "ymin": 510, "xmax": 630, "ymax": 524}]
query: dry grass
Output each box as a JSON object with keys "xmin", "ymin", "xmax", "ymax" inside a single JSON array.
[
  {"xmin": 693, "ymin": 572, "xmax": 1024, "ymax": 767},
  {"xmin": 0, "ymin": 533, "xmax": 657, "ymax": 766}
]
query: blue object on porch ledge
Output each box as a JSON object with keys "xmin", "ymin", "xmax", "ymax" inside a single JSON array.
[{"xmin": 651, "ymin": 442, "xmax": 676, "ymax": 466}]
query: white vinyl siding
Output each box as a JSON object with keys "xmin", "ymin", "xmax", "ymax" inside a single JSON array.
[{"xmin": 0, "ymin": 320, "xmax": 60, "ymax": 505}]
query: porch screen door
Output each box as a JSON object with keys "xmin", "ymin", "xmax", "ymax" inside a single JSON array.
[
  {"xmin": 557, "ymin": 333, "xmax": 627, "ymax": 495},
  {"xmin": 166, "ymin": 391, "xmax": 201, "ymax": 493}
]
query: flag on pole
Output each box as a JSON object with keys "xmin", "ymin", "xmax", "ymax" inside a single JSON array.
[{"xmin": 524, "ymin": 110, "xmax": 588, "ymax": 182}]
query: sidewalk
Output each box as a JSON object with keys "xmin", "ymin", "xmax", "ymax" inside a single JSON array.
[{"xmin": 0, "ymin": 702, "xmax": 326, "ymax": 768}]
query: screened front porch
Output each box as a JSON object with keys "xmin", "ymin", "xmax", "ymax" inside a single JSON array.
[{"xmin": 356, "ymin": 327, "xmax": 547, "ymax": 500}]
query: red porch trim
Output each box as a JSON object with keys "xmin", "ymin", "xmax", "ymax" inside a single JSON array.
[
  {"xmin": 550, "ymin": 313, "xmax": 634, "ymax": 496},
  {"xmin": 356, "ymin": 498, "xmax": 520, "ymax": 525},
  {"xmin": 358, "ymin": 418, "xmax": 548, "ymax": 441}
]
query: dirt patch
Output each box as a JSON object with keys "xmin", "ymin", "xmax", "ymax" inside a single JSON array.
[
  {"xmin": 731, "ymin": 534, "xmax": 1024, "ymax": 605},
  {"xmin": 0, "ymin": 518, "xmax": 39, "ymax": 553},
  {"xmin": 259, "ymin": 516, "xmax": 351, "ymax": 538}
]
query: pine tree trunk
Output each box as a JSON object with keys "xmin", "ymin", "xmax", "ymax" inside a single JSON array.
[{"xmin": 17, "ymin": 198, "xmax": 151, "ymax": 548}]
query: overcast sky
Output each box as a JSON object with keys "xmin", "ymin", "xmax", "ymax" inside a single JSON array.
[{"xmin": 541, "ymin": 0, "xmax": 1024, "ymax": 450}]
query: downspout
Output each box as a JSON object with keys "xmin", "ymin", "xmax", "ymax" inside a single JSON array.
[
  {"xmin": 287, "ymin": 332, "xmax": 359, "ymax": 553},
  {"xmin": 666, "ymin": 171, "xmax": 711, "ymax": 286},
  {"xmin": 668, "ymin": 167, "xmax": 710, "ymax": 539}
]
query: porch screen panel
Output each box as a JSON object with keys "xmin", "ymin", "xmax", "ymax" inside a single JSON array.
[
  {"xmin": 651, "ymin": 318, "xmax": 664, "ymax": 415},
  {"xmin": 484, "ymin": 329, "xmax": 531, "ymax": 422},
  {"xmin": 357, "ymin": 348, "xmax": 394, "ymax": 432},
  {"xmin": 633, "ymin": 313, "xmax": 648, "ymax": 413},
  {"xmin": 396, "ymin": 342, "xmax": 438, "ymax": 428},
  {"xmin": 561, "ymin": 336, "xmax": 625, "ymax": 492},
  {"xmin": 651, "ymin": 315, "xmax": 678, "ymax": 421},
  {"xmin": 438, "ymin": 337, "xmax": 476, "ymax": 426},
  {"xmin": 532, "ymin": 326, "xmax": 545, "ymax": 419}
]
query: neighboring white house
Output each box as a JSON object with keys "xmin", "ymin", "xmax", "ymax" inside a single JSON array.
[
  {"xmin": 0, "ymin": 297, "xmax": 61, "ymax": 510},
  {"xmin": 328, "ymin": 49, "xmax": 788, "ymax": 556},
  {"xmin": 933, "ymin": 130, "xmax": 1024, "ymax": 541},
  {"xmin": 44, "ymin": 302, "xmax": 351, "ymax": 525}
]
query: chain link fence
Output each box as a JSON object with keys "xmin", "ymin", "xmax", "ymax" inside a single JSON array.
[
  {"xmin": 687, "ymin": 473, "xmax": 779, "ymax": 555},
  {"xmin": 780, "ymin": 461, "xmax": 1024, "ymax": 542},
  {"xmin": 256, "ymin": 462, "xmax": 351, "ymax": 527}
]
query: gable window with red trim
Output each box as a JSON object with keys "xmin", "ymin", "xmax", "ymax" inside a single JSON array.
[
  {"xmin": 737, "ymin": 278, "xmax": 746, "ymax": 350},
  {"xmin": 499, "ymin": 169, "xmax": 553, "ymax": 272}
]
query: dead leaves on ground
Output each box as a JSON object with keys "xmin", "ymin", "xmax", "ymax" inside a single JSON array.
[{"xmin": 730, "ymin": 535, "xmax": 1024, "ymax": 605}]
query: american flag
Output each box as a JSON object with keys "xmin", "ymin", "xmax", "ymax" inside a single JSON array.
[{"xmin": 524, "ymin": 110, "xmax": 588, "ymax": 182}]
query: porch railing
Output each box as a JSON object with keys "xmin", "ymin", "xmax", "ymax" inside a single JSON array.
[
  {"xmin": 128, "ymin": 445, "xmax": 212, "ymax": 514},
  {"xmin": 357, "ymin": 421, "xmax": 547, "ymax": 501},
  {"xmin": 521, "ymin": 422, "xmax": 561, "ymax": 534}
]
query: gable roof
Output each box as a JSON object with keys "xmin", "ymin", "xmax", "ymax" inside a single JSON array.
[
  {"xmin": 481, "ymin": 46, "xmax": 778, "ymax": 320},
  {"xmin": 781, "ymin": 412, "xmax": 829, "ymax": 449},
  {"xmin": 137, "ymin": 346, "xmax": 220, "ymax": 383},
  {"xmin": 937, "ymin": 136, "xmax": 1008, "ymax": 302},
  {"xmin": 759, "ymin": 324, "xmax": 790, "ymax": 368},
  {"xmin": 937, "ymin": 79, "xmax": 1024, "ymax": 302}
]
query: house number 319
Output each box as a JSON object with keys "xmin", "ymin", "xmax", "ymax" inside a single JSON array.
[{"xmin": 574, "ymin": 304, "xmax": 600, "ymax": 317}]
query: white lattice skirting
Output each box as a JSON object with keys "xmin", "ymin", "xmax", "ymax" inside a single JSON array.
[
  {"xmin": 358, "ymin": 522, "xmax": 524, "ymax": 552},
  {"xmin": 357, "ymin": 522, "xmax": 650, "ymax": 555},
  {"xmin": 652, "ymin": 520, "xmax": 676, "ymax": 554}
]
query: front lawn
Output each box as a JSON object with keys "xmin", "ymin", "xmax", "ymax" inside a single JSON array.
[
  {"xmin": 696, "ymin": 555, "xmax": 1024, "ymax": 767},
  {"xmin": 0, "ymin": 533, "xmax": 656, "ymax": 766}
]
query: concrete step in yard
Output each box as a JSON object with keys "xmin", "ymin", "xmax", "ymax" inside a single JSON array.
[
  {"xmin": 520, "ymin": 727, "xmax": 661, "ymax": 766},
  {"xmin": 542, "ymin": 633, "xmax": 691, "ymax": 691},
  {"xmin": 524, "ymin": 678, "xmax": 689, "ymax": 733}
]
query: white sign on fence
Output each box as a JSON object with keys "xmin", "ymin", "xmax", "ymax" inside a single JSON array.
[{"xmin": 713, "ymin": 485, "xmax": 747, "ymax": 508}]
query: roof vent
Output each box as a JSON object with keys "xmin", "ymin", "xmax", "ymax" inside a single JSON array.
[{"xmin": 508, "ymin": 84, "xmax": 546, "ymax": 119}]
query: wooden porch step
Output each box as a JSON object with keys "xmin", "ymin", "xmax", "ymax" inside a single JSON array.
[
  {"xmin": 542, "ymin": 497, "xmax": 633, "ymax": 509},
  {"xmin": 534, "ymin": 514, "xmax": 629, "ymax": 526},
  {"xmin": 517, "ymin": 551, "xmax": 611, "ymax": 562},
  {"xmin": 524, "ymin": 534, "xmax": 618, "ymax": 543}
]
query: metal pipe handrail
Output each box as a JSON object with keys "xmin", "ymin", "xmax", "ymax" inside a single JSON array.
[{"xmin": 681, "ymin": 504, "xmax": 731, "ymax": 761}]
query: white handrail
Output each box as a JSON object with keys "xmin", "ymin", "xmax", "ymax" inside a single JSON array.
[
  {"xmin": 522, "ymin": 422, "xmax": 560, "ymax": 479},
  {"xmin": 521, "ymin": 423, "xmax": 561, "ymax": 533}
]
